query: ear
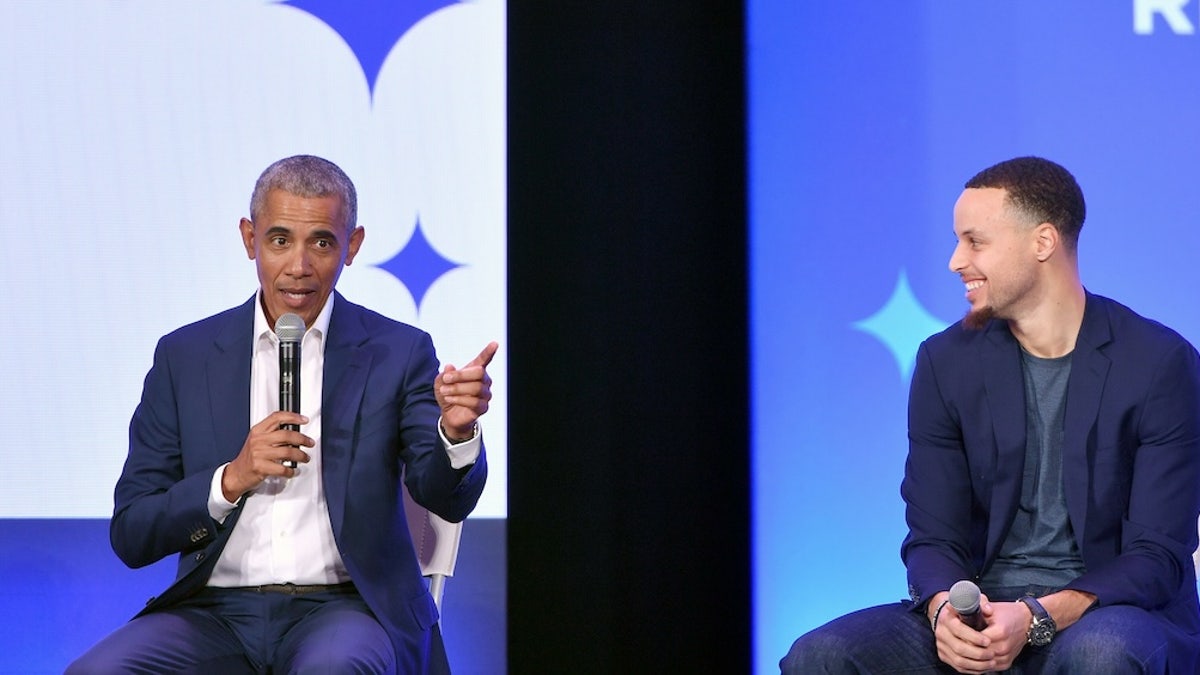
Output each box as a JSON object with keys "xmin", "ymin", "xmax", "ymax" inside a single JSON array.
[
  {"xmin": 1033, "ymin": 223, "xmax": 1059, "ymax": 262},
  {"xmin": 239, "ymin": 218, "xmax": 257, "ymax": 260},
  {"xmin": 343, "ymin": 226, "xmax": 365, "ymax": 266}
]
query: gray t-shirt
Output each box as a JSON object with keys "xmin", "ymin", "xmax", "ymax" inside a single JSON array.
[{"xmin": 980, "ymin": 349, "xmax": 1086, "ymax": 590}]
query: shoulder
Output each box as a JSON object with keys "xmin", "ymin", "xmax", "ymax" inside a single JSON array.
[
  {"xmin": 1085, "ymin": 293, "xmax": 1195, "ymax": 354},
  {"xmin": 919, "ymin": 317, "xmax": 1001, "ymax": 360},
  {"xmin": 339, "ymin": 298, "xmax": 423, "ymax": 334},
  {"xmin": 157, "ymin": 299, "xmax": 253, "ymax": 350},
  {"xmin": 331, "ymin": 295, "xmax": 433, "ymax": 346}
]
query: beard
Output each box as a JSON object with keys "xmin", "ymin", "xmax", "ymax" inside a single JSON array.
[{"xmin": 962, "ymin": 305, "xmax": 996, "ymax": 331}]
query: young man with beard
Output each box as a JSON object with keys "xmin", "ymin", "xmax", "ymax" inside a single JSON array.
[{"xmin": 782, "ymin": 156, "xmax": 1200, "ymax": 674}]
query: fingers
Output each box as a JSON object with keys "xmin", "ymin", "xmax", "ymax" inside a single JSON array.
[
  {"xmin": 277, "ymin": 446, "xmax": 311, "ymax": 471},
  {"xmin": 226, "ymin": 413, "xmax": 315, "ymax": 494},
  {"xmin": 441, "ymin": 342, "xmax": 500, "ymax": 383},
  {"xmin": 253, "ymin": 410, "xmax": 310, "ymax": 432},
  {"xmin": 437, "ymin": 376, "xmax": 493, "ymax": 409},
  {"xmin": 467, "ymin": 341, "xmax": 499, "ymax": 368},
  {"xmin": 436, "ymin": 372, "xmax": 492, "ymax": 432},
  {"xmin": 949, "ymin": 617, "xmax": 990, "ymax": 646},
  {"xmin": 435, "ymin": 343, "xmax": 499, "ymax": 435}
]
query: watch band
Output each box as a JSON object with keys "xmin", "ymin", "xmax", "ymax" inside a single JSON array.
[
  {"xmin": 443, "ymin": 422, "xmax": 478, "ymax": 445},
  {"xmin": 1018, "ymin": 596, "xmax": 1057, "ymax": 646}
]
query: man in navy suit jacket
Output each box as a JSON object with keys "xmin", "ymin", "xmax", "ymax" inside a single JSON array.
[
  {"xmin": 783, "ymin": 157, "xmax": 1200, "ymax": 673},
  {"xmin": 69, "ymin": 155, "xmax": 494, "ymax": 674}
]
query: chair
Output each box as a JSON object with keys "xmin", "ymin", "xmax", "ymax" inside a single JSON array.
[
  {"xmin": 402, "ymin": 483, "xmax": 465, "ymax": 613},
  {"xmin": 1195, "ymin": 515, "xmax": 1200, "ymax": 576}
]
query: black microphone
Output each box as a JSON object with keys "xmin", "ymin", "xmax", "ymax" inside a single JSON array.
[
  {"xmin": 275, "ymin": 313, "xmax": 305, "ymax": 469},
  {"xmin": 948, "ymin": 579, "xmax": 988, "ymax": 631}
]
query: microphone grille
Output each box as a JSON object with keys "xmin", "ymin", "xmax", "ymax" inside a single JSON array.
[
  {"xmin": 274, "ymin": 313, "xmax": 306, "ymax": 343},
  {"xmin": 948, "ymin": 579, "xmax": 981, "ymax": 614}
]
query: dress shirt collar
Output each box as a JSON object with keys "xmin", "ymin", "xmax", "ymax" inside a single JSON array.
[{"xmin": 252, "ymin": 290, "xmax": 335, "ymax": 352}]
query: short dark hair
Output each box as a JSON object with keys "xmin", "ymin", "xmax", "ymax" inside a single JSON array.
[
  {"xmin": 249, "ymin": 155, "xmax": 358, "ymax": 231},
  {"xmin": 965, "ymin": 156, "xmax": 1085, "ymax": 250}
]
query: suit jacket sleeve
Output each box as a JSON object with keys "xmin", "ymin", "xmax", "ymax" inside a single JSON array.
[
  {"xmin": 392, "ymin": 330, "xmax": 487, "ymax": 523},
  {"xmin": 110, "ymin": 335, "xmax": 222, "ymax": 569},
  {"xmin": 900, "ymin": 339, "xmax": 977, "ymax": 606}
]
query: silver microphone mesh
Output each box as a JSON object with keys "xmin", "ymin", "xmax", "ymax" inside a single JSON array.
[
  {"xmin": 274, "ymin": 313, "xmax": 306, "ymax": 343},
  {"xmin": 948, "ymin": 579, "xmax": 981, "ymax": 614}
]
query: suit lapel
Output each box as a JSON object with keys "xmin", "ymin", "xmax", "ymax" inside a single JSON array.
[
  {"xmin": 1062, "ymin": 294, "xmax": 1112, "ymax": 551},
  {"xmin": 981, "ymin": 323, "xmax": 1027, "ymax": 561},
  {"xmin": 208, "ymin": 297, "xmax": 254, "ymax": 465},
  {"xmin": 321, "ymin": 293, "xmax": 373, "ymax": 538}
]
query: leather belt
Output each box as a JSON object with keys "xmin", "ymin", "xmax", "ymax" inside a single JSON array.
[{"xmin": 234, "ymin": 582, "xmax": 356, "ymax": 595}]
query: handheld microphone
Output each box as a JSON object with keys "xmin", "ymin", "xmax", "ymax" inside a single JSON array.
[
  {"xmin": 948, "ymin": 580, "xmax": 988, "ymax": 631},
  {"xmin": 274, "ymin": 313, "xmax": 305, "ymax": 469}
]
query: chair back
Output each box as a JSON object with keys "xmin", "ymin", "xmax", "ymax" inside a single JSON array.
[{"xmin": 403, "ymin": 483, "xmax": 465, "ymax": 612}]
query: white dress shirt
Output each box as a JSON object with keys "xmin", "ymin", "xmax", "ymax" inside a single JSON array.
[{"xmin": 205, "ymin": 292, "xmax": 481, "ymax": 587}]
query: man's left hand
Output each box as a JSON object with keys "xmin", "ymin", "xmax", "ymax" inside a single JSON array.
[
  {"xmin": 976, "ymin": 601, "xmax": 1031, "ymax": 672},
  {"xmin": 436, "ymin": 341, "xmax": 499, "ymax": 440}
]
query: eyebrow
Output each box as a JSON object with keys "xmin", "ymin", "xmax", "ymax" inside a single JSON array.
[
  {"xmin": 308, "ymin": 228, "xmax": 341, "ymax": 243},
  {"xmin": 263, "ymin": 225, "xmax": 341, "ymax": 243}
]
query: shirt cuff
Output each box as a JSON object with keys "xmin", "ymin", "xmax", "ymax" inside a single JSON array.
[
  {"xmin": 208, "ymin": 463, "xmax": 239, "ymax": 523},
  {"xmin": 438, "ymin": 417, "xmax": 482, "ymax": 470}
]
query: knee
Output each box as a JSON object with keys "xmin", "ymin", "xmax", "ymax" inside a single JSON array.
[
  {"xmin": 1046, "ymin": 624, "xmax": 1166, "ymax": 674},
  {"xmin": 289, "ymin": 652, "xmax": 394, "ymax": 675},
  {"xmin": 780, "ymin": 629, "xmax": 852, "ymax": 675},
  {"xmin": 64, "ymin": 649, "xmax": 116, "ymax": 675},
  {"xmin": 287, "ymin": 639, "xmax": 395, "ymax": 674}
]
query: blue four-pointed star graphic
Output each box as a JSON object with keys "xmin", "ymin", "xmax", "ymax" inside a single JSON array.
[
  {"xmin": 283, "ymin": 0, "xmax": 459, "ymax": 98},
  {"xmin": 853, "ymin": 270, "xmax": 949, "ymax": 381},
  {"xmin": 376, "ymin": 218, "xmax": 463, "ymax": 311}
]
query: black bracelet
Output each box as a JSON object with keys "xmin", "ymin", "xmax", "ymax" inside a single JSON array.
[{"xmin": 931, "ymin": 599, "xmax": 951, "ymax": 632}]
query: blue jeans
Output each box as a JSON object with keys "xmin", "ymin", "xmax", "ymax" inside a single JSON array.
[{"xmin": 780, "ymin": 600, "xmax": 1186, "ymax": 674}]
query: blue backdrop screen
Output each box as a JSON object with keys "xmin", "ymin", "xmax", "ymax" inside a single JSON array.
[{"xmin": 750, "ymin": 2, "xmax": 1200, "ymax": 671}]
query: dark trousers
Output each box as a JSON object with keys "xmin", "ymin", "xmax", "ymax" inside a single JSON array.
[
  {"xmin": 66, "ymin": 584, "xmax": 407, "ymax": 674},
  {"xmin": 780, "ymin": 600, "xmax": 1192, "ymax": 674}
]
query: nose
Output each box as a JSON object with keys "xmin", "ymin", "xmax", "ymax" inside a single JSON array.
[
  {"xmin": 286, "ymin": 247, "xmax": 313, "ymax": 277},
  {"xmin": 948, "ymin": 241, "xmax": 966, "ymax": 274}
]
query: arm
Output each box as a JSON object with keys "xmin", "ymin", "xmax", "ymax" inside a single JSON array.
[
  {"xmin": 397, "ymin": 335, "xmax": 492, "ymax": 523},
  {"xmin": 1064, "ymin": 339, "xmax": 1200, "ymax": 609},
  {"xmin": 900, "ymin": 341, "xmax": 978, "ymax": 606},
  {"xmin": 111, "ymin": 334, "xmax": 315, "ymax": 568},
  {"xmin": 903, "ymin": 341, "xmax": 1013, "ymax": 673},
  {"xmin": 109, "ymin": 338, "xmax": 220, "ymax": 568}
]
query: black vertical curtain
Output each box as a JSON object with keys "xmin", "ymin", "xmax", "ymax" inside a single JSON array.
[{"xmin": 508, "ymin": 3, "xmax": 750, "ymax": 671}]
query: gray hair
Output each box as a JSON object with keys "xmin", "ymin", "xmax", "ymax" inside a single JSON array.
[{"xmin": 249, "ymin": 155, "xmax": 358, "ymax": 231}]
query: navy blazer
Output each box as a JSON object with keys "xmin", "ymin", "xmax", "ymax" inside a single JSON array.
[
  {"xmin": 109, "ymin": 292, "xmax": 487, "ymax": 673},
  {"xmin": 901, "ymin": 293, "xmax": 1200, "ymax": 645}
]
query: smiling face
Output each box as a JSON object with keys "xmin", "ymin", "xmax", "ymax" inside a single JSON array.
[
  {"xmin": 239, "ymin": 188, "xmax": 364, "ymax": 328},
  {"xmin": 948, "ymin": 187, "xmax": 1043, "ymax": 329}
]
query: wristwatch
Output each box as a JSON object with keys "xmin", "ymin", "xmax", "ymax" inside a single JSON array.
[{"xmin": 1018, "ymin": 596, "xmax": 1057, "ymax": 646}]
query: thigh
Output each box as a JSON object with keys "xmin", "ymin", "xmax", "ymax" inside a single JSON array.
[
  {"xmin": 1031, "ymin": 604, "xmax": 1169, "ymax": 675},
  {"xmin": 274, "ymin": 595, "xmax": 396, "ymax": 674},
  {"xmin": 781, "ymin": 602, "xmax": 954, "ymax": 675},
  {"xmin": 66, "ymin": 607, "xmax": 255, "ymax": 675}
]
